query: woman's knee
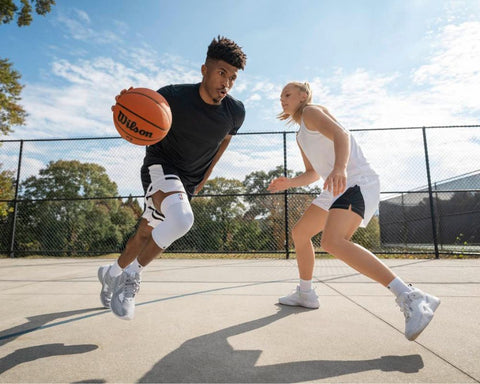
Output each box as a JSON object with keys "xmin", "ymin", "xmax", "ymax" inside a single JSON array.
[
  {"xmin": 292, "ymin": 223, "xmax": 313, "ymax": 244},
  {"xmin": 320, "ymin": 233, "xmax": 342, "ymax": 255}
]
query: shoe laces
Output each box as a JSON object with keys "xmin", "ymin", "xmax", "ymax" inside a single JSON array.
[{"xmin": 124, "ymin": 273, "xmax": 141, "ymax": 299}]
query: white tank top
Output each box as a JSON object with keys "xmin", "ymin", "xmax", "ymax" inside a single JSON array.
[{"xmin": 296, "ymin": 118, "xmax": 377, "ymax": 185}]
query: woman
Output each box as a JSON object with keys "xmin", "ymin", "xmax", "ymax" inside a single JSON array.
[{"xmin": 268, "ymin": 82, "xmax": 439, "ymax": 341}]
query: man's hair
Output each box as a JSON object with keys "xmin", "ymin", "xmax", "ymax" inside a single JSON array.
[{"xmin": 206, "ymin": 36, "xmax": 247, "ymax": 70}]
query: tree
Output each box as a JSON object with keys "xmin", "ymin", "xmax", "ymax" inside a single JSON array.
[
  {"xmin": 1, "ymin": 0, "xmax": 55, "ymax": 27},
  {"xmin": 172, "ymin": 177, "xmax": 248, "ymax": 252},
  {"xmin": 14, "ymin": 160, "xmax": 138, "ymax": 255},
  {"xmin": 243, "ymin": 166, "xmax": 321, "ymax": 251},
  {"xmin": 0, "ymin": 163, "xmax": 14, "ymax": 218},
  {"xmin": 0, "ymin": 164, "xmax": 15, "ymax": 252},
  {"xmin": 1, "ymin": 1, "xmax": 56, "ymax": 136},
  {"xmin": 0, "ymin": 58, "xmax": 26, "ymax": 135}
]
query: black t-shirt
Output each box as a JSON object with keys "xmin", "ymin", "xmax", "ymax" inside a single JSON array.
[{"xmin": 143, "ymin": 83, "xmax": 245, "ymax": 187}]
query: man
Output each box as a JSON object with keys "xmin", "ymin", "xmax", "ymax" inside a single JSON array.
[{"xmin": 98, "ymin": 36, "xmax": 247, "ymax": 320}]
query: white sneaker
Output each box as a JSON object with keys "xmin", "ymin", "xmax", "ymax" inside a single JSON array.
[
  {"xmin": 396, "ymin": 287, "xmax": 440, "ymax": 341},
  {"xmin": 279, "ymin": 285, "xmax": 319, "ymax": 309},
  {"xmin": 98, "ymin": 265, "xmax": 118, "ymax": 308},
  {"xmin": 111, "ymin": 271, "xmax": 141, "ymax": 320}
]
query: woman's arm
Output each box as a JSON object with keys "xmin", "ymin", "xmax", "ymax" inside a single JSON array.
[{"xmin": 267, "ymin": 144, "xmax": 319, "ymax": 193}]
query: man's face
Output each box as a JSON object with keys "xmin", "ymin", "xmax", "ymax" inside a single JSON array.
[{"xmin": 200, "ymin": 59, "xmax": 239, "ymax": 105}]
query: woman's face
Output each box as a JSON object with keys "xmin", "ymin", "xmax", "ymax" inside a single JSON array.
[{"xmin": 280, "ymin": 84, "xmax": 307, "ymax": 115}]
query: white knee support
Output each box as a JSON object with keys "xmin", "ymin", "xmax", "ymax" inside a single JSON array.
[{"xmin": 151, "ymin": 193, "xmax": 194, "ymax": 249}]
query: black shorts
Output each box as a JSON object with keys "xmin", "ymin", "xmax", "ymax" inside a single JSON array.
[{"xmin": 330, "ymin": 185, "xmax": 365, "ymax": 219}]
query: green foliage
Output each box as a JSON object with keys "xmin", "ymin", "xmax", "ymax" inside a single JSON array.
[
  {"xmin": 6, "ymin": 161, "xmax": 386, "ymax": 255},
  {"xmin": 14, "ymin": 160, "xmax": 140, "ymax": 255},
  {"xmin": 172, "ymin": 168, "xmax": 380, "ymax": 254},
  {"xmin": 1, "ymin": 1, "xmax": 56, "ymax": 136},
  {"xmin": 0, "ymin": 58, "xmax": 26, "ymax": 135},
  {"xmin": 0, "ymin": 163, "xmax": 14, "ymax": 218},
  {"xmin": 174, "ymin": 177, "xmax": 248, "ymax": 252},
  {"xmin": 0, "ymin": 0, "xmax": 55, "ymax": 26},
  {"xmin": 351, "ymin": 215, "xmax": 381, "ymax": 250}
]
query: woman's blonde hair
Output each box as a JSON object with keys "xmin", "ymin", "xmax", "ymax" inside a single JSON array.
[{"xmin": 277, "ymin": 82, "xmax": 313, "ymax": 125}]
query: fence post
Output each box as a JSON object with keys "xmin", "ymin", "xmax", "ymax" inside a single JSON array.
[
  {"xmin": 9, "ymin": 140, "xmax": 24, "ymax": 258},
  {"xmin": 421, "ymin": 127, "xmax": 440, "ymax": 259},
  {"xmin": 283, "ymin": 132, "xmax": 290, "ymax": 259}
]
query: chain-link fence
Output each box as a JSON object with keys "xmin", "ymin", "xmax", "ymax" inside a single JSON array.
[{"xmin": 1, "ymin": 125, "xmax": 479, "ymax": 258}]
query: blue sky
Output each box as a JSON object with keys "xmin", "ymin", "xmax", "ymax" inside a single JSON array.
[{"xmin": 1, "ymin": 0, "xmax": 480, "ymax": 194}]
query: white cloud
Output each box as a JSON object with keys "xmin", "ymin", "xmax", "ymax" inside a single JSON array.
[
  {"xmin": 55, "ymin": 8, "xmax": 120, "ymax": 45},
  {"xmin": 413, "ymin": 21, "xmax": 480, "ymax": 114}
]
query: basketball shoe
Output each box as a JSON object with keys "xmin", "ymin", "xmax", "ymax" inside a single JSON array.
[
  {"xmin": 396, "ymin": 287, "xmax": 440, "ymax": 341},
  {"xmin": 98, "ymin": 265, "xmax": 118, "ymax": 308},
  {"xmin": 279, "ymin": 285, "xmax": 320, "ymax": 309},
  {"xmin": 111, "ymin": 271, "xmax": 141, "ymax": 320}
]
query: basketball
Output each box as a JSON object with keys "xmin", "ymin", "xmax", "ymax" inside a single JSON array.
[{"xmin": 112, "ymin": 87, "xmax": 172, "ymax": 145}]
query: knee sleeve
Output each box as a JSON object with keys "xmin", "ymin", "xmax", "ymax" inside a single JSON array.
[{"xmin": 151, "ymin": 193, "xmax": 194, "ymax": 249}]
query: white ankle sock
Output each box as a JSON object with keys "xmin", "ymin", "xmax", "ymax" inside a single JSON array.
[
  {"xmin": 125, "ymin": 259, "xmax": 144, "ymax": 275},
  {"xmin": 387, "ymin": 277, "xmax": 411, "ymax": 297},
  {"xmin": 299, "ymin": 279, "xmax": 312, "ymax": 292},
  {"xmin": 108, "ymin": 260, "xmax": 123, "ymax": 277}
]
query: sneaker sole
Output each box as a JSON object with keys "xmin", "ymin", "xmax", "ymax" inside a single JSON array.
[
  {"xmin": 278, "ymin": 299, "xmax": 319, "ymax": 309},
  {"xmin": 407, "ymin": 296, "xmax": 441, "ymax": 341}
]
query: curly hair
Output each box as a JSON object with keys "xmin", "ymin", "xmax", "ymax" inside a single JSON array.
[{"xmin": 206, "ymin": 36, "xmax": 247, "ymax": 70}]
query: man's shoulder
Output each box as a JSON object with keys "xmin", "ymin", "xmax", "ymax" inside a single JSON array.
[
  {"xmin": 224, "ymin": 94, "xmax": 245, "ymax": 115},
  {"xmin": 157, "ymin": 83, "xmax": 199, "ymax": 98}
]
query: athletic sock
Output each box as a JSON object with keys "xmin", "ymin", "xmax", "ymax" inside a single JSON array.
[
  {"xmin": 299, "ymin": 279, "xmax": 312, "ymax": 292},
  {"xmin": 108, "ymin": 260, "xmax": 123, "ymax": 277},
  {"xmin": 387, "ymin": 276, "xmax": 412, "ymax": 297},
  {"xmin": 125, "ymin": 258, "xmax": 144, "ymax": 275}
]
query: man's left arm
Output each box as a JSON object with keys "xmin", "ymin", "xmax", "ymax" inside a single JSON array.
[{"xmin": 194, "ymin": 135, "xmax": 233, "ymax": 195}]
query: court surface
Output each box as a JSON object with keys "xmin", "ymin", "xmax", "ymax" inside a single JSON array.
[{"xmin": 0, "ymin": 258, "xmax": 479, "ymax": 383}]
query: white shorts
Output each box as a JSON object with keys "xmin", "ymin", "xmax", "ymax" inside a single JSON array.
[
  {"xmin": 312, "ymin": 175, "xmax": 380, "ymax": 228},
  {"xmin": 141, "ymin": 164, "xmax": 189, "ymax": 228}
]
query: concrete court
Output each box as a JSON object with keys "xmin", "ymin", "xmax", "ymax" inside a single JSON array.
[{"xmin": 0, "ymin": 257, "xmax": 479, "ymax": 384}]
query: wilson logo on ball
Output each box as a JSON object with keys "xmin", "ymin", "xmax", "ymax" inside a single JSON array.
[
  {"xmin": 117, "ymin": 110, "xmax": 153, "ymax": 138},
  {"xmin": 112, "ymin": 87, "xmax": 172, "ymax": 146}
]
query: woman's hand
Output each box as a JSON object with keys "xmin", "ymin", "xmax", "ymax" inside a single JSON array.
[
  {"xmin": 268, "ymin": 177, "xmax": 291, "ymax": 193},
  {"xmin": 323, "ymin": 168, "xmax": 347, "ymax": 197}
]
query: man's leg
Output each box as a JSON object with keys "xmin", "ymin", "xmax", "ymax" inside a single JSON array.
[
  {"xmin": 98, "ymin": 219, "xmax": 152, "ymax": 308},
  {"xmin": 111, "ymin": 189, "xmax": 194, "ymax": 320}
]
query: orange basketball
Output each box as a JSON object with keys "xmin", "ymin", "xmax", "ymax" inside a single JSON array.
[{"xmin": 112, "ymin": 87, "xmax": 172, "ymax": 145}]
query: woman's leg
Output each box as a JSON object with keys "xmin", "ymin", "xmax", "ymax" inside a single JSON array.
[
  {"xmin": 291, "ymin": 204, "xmax": 328, "ymax": 280},
  {"xmin": 320, "ymin": 208, "xmax": 396, "ymax": 287}
]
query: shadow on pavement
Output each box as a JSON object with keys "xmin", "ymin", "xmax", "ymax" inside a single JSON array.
[
  {"xmin": 139, "ymin": 305, "xmax": 424, "ymax": 383},
  {"xmin": 0, "ymin": 343, "xmax": 98, "ymax": 375},
  {"xmin": 0, "ymin": 308, "xmax": 102, "ymax": 376},
  {"xmin": 0, "ymin": 307, "xmax": 103, "ymax": 346}
]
